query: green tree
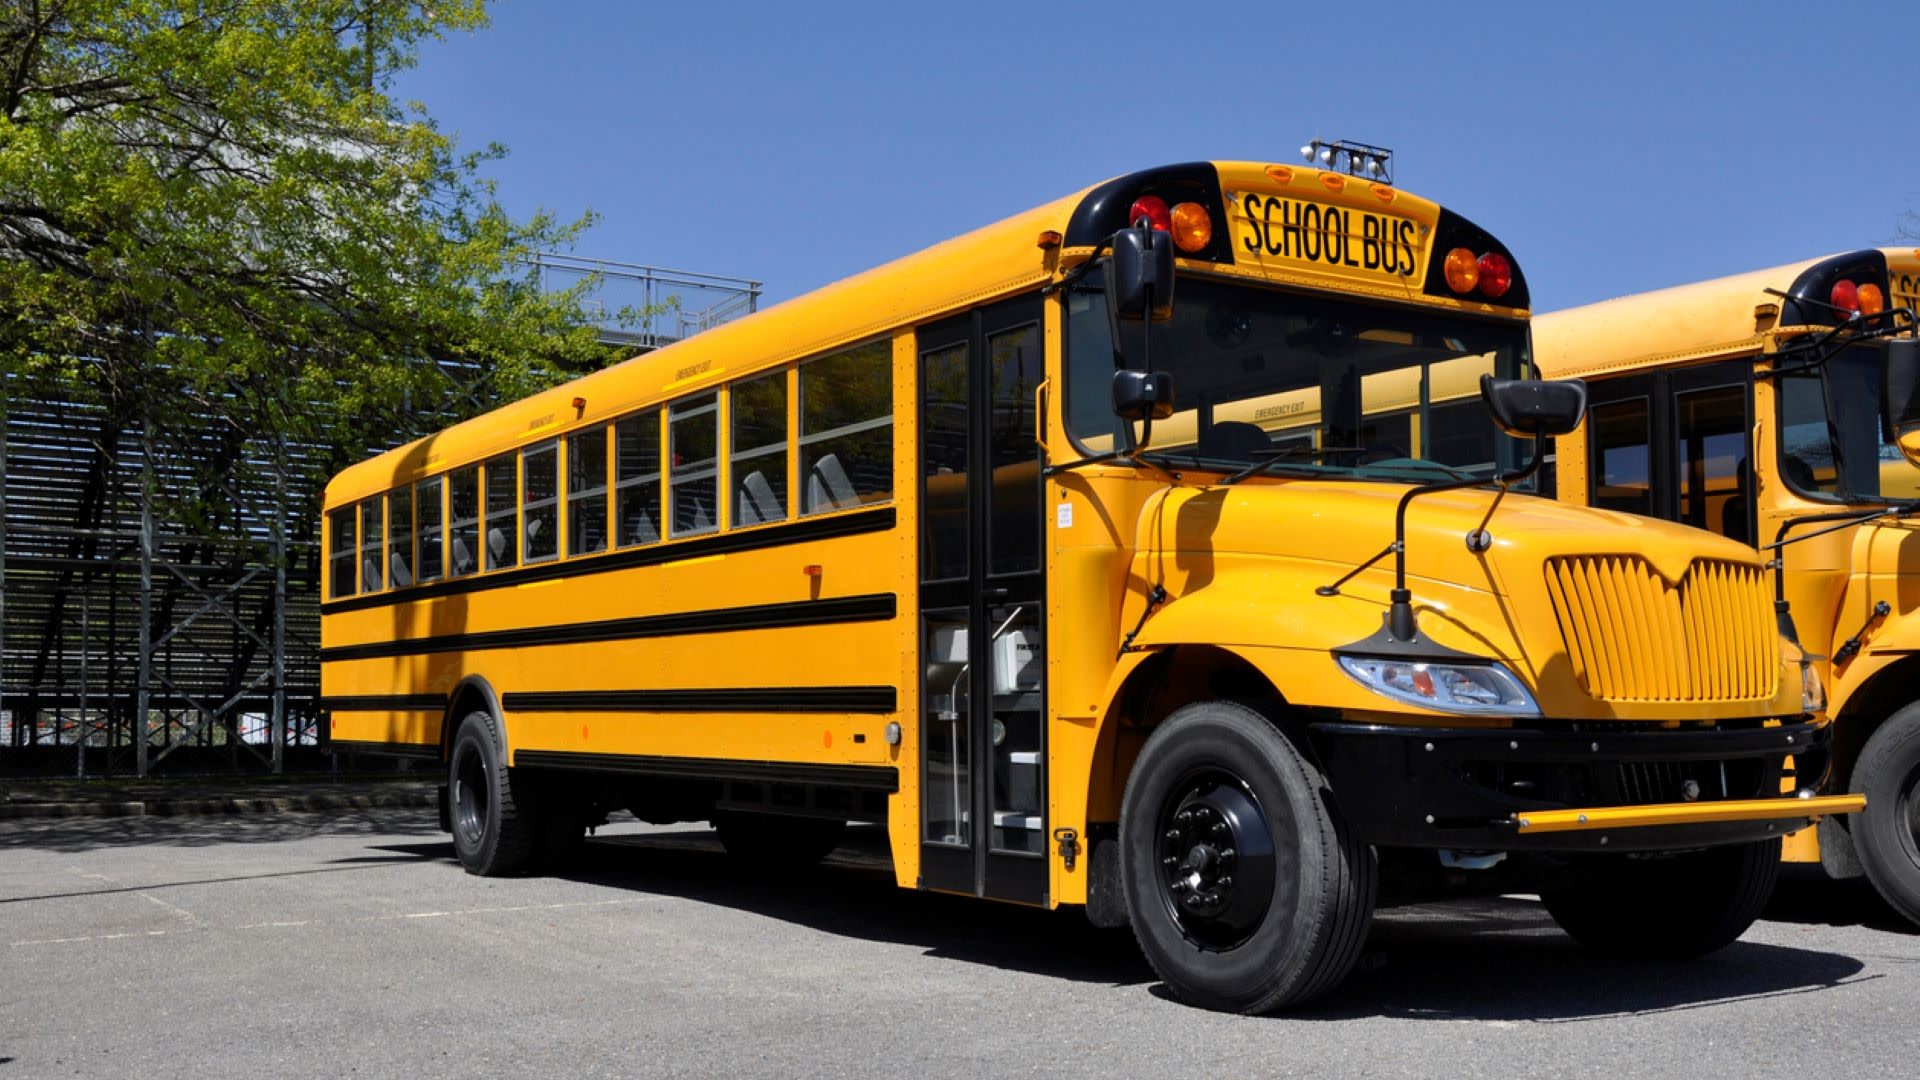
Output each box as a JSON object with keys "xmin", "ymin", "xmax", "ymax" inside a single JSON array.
[{"xmin": 0, "ymin": 0, "xmax": 620, "ymax": 534}]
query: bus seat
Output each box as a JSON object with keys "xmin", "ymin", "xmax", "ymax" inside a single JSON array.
[
  {"xmin": 808, "ymin": 453, "xmax": 858, "ymax": 511},
  {"xmin": 691, "ymin": 499, "xmax": 712, "ymax": 531},
  {"xmin": 739, "ymin": 470, "xmax": 781, "ymax": 524},
  {"xmin": 1199, "ymin": 421, "xmax": 1270, "ymax": 460},
  {"xmin": 487, "ymin": 526, "xmax": 509, "ymax": 564},
  {"xmin": 625, "ymin": 507, "xmax": 658, "ymax": 545},
  {"xmin": 1720, "ymin": 458, "xmax": 1754, "ymax": 544},
  {"xmin": 389, "ymin": 552, "xmax": 413, "ymax": 588},
  {"xmin": 1784, "ymin": 453, "xmax": 1818, "ymax": 491},
  {"xmin": 361, "ymin": 556, "xmax": 380, "ymax": 590},
  {"xmin": 451, "ymin": 537, "xmax": 475, "ymax": 574}
]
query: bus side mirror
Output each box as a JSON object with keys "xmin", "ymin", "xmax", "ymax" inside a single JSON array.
[
  {"xmin": 1106, "ymin": 225, "xmax": 1176, "ymax": 322},
  {"xmin": 1112, "ymin": 369, "xmax": 1175, "ymax": 421},
  {"xmin": 1881, "ymin": 338, "xmax": 1920, "ymax": 467},
  {"xmin": 1479, "ymin": 375, "xmax": 1588, "ymax": 438}
]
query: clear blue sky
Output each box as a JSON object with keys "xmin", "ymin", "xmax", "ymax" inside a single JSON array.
[{"xmin": 395, "ymin": 0, "xmax": 1920, "ymax": 313}]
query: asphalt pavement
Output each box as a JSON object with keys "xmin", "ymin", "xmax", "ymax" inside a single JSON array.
[{"xmin": 2, "ymin": 807, "xmax": 1916, "ymax": 1079}]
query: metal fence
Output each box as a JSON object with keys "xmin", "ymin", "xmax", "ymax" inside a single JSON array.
[{"xmin": 1, "ymin": 255, "xmax": 761, "ymax": 779}]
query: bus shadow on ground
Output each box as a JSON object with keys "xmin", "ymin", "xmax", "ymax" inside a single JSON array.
[
  {"xmin": 1298, "ymin": 896, "xmax": 1870, "ymax": 1022},
  {"xmin": 1763, "ymin": 864, "xmax": 1918, "ymax": 936},
  {"xmin": 379, "ymin": 823, "xmax": 1875, "ymax": 1021}
]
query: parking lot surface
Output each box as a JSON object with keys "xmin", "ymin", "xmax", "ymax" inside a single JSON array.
[{"xmin": 3, "ymin": 808, "xmax": 1917, "ymax": 1079}]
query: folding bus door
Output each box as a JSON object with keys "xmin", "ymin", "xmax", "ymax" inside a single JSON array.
[{"xmin": 916, "ymin": 297, "xmax": 1049, "ymax": 905}]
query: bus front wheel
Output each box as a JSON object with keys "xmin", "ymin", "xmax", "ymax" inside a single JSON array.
[
  {"xmin": 448, "ymin": 710, "xmax": 542, "ymax": 876},
  {"xmin": 1540, "ymin": 837, "xmax": 1780, "ymax": 957},
  {"xmin": 1853, "ymin": 701, "xmax": 1920, "ymax": 926},
  {"xmin": 1118, "ymin": 700, "xmax": 1377, "ymax": 1014}
]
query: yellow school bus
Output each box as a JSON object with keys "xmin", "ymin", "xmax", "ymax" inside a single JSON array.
[
  {"xmin": 1535, "ymin": 249, "xmax": 1920, "ymax": 925},
  {"xmin": 322, "ymin": 159, "xmax": 1859, "ymax": 1013}
]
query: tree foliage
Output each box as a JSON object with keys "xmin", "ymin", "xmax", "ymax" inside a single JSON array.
[{"xmin": 0, "ymin": 0, "xmax": 619, "ymax": 537}]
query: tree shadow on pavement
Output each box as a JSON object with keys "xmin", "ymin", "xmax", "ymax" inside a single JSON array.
[
  {"xmin": 380, "ymin": 824, "xmax": 1874, "ymax": 1019},
  {"xmin": 0, "ymin": 806, "xmax": 443, "ymax": 854}
]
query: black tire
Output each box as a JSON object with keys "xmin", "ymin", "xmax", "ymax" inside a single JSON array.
[
  {"xmin": 448, "ymin": 710, "xmax": 541, "ymax": 876},
  {"xmin": 1118, "ymin": 700, "xmax": 1376, "ymax": 1014},
  {"xmin": 1852, "ymin": 702, "xmax": 1920, "ymax": 925},
  {"xmin": 714, "ymin": 812, "xmax": 846, "ymax": 870},
  {"xmin": 1541, "ymin": 838, "xmax": 1781, "ymax": 958}
]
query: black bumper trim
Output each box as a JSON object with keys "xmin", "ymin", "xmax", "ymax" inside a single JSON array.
[
  {"xmin": 1307, "ymin": 719, "xmax": 1831, "ymax": 852},
  {"xmin": 512, "ymin": 750, "xmax": 898, "ymax": 793}
]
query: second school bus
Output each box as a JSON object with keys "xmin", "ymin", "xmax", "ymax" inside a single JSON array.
[
  {"xmin": 322, "ymin": 160, "xmax": 1859, "ymax": 1013},
  {"xmin": 1535, "ymin": 249, "xmax": 1920, "ymax": 925}
]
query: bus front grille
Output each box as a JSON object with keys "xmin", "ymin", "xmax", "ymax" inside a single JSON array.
[{"xmin": 1542, "ymin": 556, "xmax": 1777, "ymax": 703}]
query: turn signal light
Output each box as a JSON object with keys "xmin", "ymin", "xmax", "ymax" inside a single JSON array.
[
  {"xmin": 1858, "ymin": 281, "xmax": 1886, "ymax": 316},
  {"xmin": 1476, "ymin": 253, "xmax": 1513, "ymax": 299},
  {"xmin": 1831, "ymin": 279, "xmax": 1860, "ymax": 317},
  {"xmin": 1128, "ymin": 195, "xmax": 1171, "ymax": 233},
  {"xmin": 1443, "ymin": 247, "xmax": 1480, "ymax": 294},
  {"xmin": 1170, "ymin": 202, "xmax": 1212, "ymax": 253}
]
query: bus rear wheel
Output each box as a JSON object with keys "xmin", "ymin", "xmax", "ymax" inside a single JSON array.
[
  {"xmin": 1852, "ymin": 702, "xmax": 1920, "ymax": 926},
  {"xmin": 714, "ymin": 812, "xmax": 845, "ymax": 870},
  {"xmin": 1540, "ymin": 837, "xmax": 1780, "ymax": 957},
  {"xmin": 1119, "ymin": 700, "xmax": 1376, "ymax": 1014},
  {"xmin": 448, "ymin": 710, "xmax": 541, "ymax": 876}
]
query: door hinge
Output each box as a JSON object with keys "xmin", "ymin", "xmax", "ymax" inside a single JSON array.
[{"xmin": 1053, "ymin": 827, "xmax": 1080, "ymax": 871}]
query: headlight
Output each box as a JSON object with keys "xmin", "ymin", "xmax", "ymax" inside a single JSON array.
[
  {"xmin": 1337, "ymin": 656, "xmax": 1541, "ymax": 717},
  {"xmin": 1799, "ymin": 659, "xmax": 1825, "ymax": 713}
]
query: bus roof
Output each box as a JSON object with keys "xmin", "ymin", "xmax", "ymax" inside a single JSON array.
[
  {"xmin": 1535, "ymin": 247, "xmax": 1920, "ymax": 381},
  {"xmin": 326, "ymin": 161, "xmax": 1487, "ymax": 507}
]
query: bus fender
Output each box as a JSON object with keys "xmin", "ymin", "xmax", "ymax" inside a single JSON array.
[{"xmin": 442, "ymin": 674, "xmax": 507, "ymax": 760}]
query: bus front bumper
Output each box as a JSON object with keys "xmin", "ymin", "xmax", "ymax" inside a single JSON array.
[{"xmin": 1306, "ymin": 719, "xmax": 1862, "ymax": 853}]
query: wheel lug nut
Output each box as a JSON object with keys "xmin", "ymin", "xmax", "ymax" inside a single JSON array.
[
  {"xmin": 1218, "ymin": 876, "xmax": 1233, "ymax": 889},
  {"xmin": 1163, "ymin": 856, "xmax": 1178, "ymax": 867},
  {"xmin": 1218, "ymin": 848, "xmax": 1235, "ymax": 862},
  {"xmin": 1212, "ymin": 823, "xmax": 1229, "ymax": 836},
  {"xmin": 1164, "ymin": 829, "xmax": 1180, "ymax": 841}
]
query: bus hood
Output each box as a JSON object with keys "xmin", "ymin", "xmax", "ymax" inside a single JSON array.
[{"xmin": 1130, "ymin": 481, "xmax": 1793, "ymax": 718}]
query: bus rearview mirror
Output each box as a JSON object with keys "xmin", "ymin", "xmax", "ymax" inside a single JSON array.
[
  {"xmin": 1479, "ymin": 375, "xmax": 1588, "ymax": 439},
  {"xmin": 1112, "ymin": 369, "xmax": 1175, "ymax": 422},
  {"xmin": 1106, "ymin": 225, "xmax": 1176, "ymax": 322},
  {"xmin": 1881, "ymin": 338, "xmax": 1920, "ymax": 468}
]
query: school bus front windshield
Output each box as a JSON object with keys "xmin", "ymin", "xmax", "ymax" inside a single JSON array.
[
  {"xmin": 1064, "ymin": 274, "xmax": 1531, "ymax": 480},
  {"xmin": 1778, "ymin": 342, "xmax": 1920, "ymax": 503}
]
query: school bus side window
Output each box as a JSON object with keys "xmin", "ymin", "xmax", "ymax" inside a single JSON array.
[
  {"xmin": 417, "ymin": 477, "xmax": 445, "ymax": 582},
  {"xmin": 523, "ymin": 441, "xmax": 559, "ymax": 562},
  {"xmin": 328, "ymin": 508, "xmax": 356, "ymax": 599},
  {"xmin": 449, "ymin": 466, "xmax": 480, "ymax": 576},
  {"xmin": 732, "ymin": 371, "xmax": 788, "ymax": 525},
  {"xmin": 800, "ymin": 340, "xmax": 893, "ymax": 514},
  {"xmin": 1590, "ymin": 398, "xmax": 1653, "ymax": 516},
  {"xmin": 615, "ymin": 411, "xmax": 661, "ymax": 547},
  {"xmin": 387, "ymin": 488, "xmax": 415, "ymax": 588},
  {"xmin": 669, "ymin": 394, "xmax": 719, "ymax": 537},
  {"xmin": 568, "ymin": 427, "xmax": 609, "ymax": 556},
  {"xmin": 484, "ymin": 454, "xmax": 517, "ymax": 570},
  {"xmin": 358, "ymin": 498, "xmax": 383, "ymax": 593}
]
